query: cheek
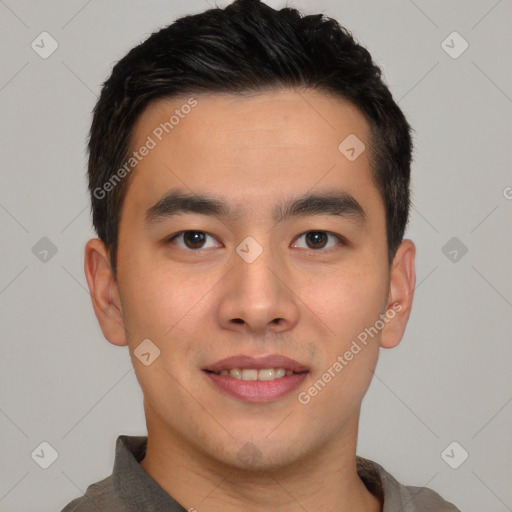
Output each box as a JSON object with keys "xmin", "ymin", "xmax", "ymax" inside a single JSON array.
[
  {"xmin": 118, "ymin": 255, "xmax": 194, "ymax": 342},
  {"xmin": 120, "ymin": 257, "xmax": 224, "ymax": 366},
  {"xmin": 300, "ymin": 263, "xmax": 385, "ymax": 419},
  {"xmin": 301, "ymin": 258, "xmax": 388, "ymax": 343}
]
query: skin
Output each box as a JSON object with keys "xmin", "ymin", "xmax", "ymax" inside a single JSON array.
[{"xmin": 84, "ymin": 88, "xmax": 416, "ymax": 512}]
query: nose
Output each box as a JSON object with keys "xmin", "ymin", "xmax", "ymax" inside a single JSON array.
[{"xmin": 217, "ymin": 244, "xmax": 300, "ymax": 335}]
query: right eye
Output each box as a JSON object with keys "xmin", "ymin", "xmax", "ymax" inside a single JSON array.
[{"xmin": 166, "ymin": 230, "xmax": 222, "ymax": 250}]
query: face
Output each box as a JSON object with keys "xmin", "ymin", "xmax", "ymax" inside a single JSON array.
[{"xmin": 85, "ymin": 88, "xmax": 415, "ymax": 470}]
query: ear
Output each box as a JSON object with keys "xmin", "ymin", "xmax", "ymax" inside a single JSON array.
[
  {"xmin": 379, "ymin": 239, "xmax": 416, "ymax": 349},
  {"xmin": 84, "ymin": 238, "xmax": 127, "ymax": 346}
]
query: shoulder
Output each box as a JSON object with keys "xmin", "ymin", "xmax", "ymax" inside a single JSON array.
[
  {"xmin": 400, "ymin": 483, "xmax": 461, "ymax": 512},
  {"xmin": 59, "ymin": 475, "xmax": 121, "ymax": 511},
  {"xmin": 356, "ymin": 456, "xmax": 461, "ymax": 512}
]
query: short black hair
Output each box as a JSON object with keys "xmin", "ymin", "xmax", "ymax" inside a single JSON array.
[{"xmin": 87, "ymin": 0, "xmax": 414, "ymax": 279}]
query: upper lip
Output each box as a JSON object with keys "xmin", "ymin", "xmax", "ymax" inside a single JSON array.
[{"xmin": 203, "ymin": 354, "xmax": 310, "ymax": 373}]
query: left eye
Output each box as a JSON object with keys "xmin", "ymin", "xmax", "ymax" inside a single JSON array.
[{"xmin": 291, "ymin": 231, "xmax": 344, "ymax": 250}]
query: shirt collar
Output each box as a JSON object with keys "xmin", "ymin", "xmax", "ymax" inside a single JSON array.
[{"xmin": 113, "ymin": 435, "xmax": 186, "ymax": 511}]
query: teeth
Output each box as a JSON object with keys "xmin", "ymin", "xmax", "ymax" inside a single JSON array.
[
  {"xmin": 230, "ymin": 368, "xmax": 242, "ymax": 379},
  {"xmin": 216, "ymin": 368, "xmax": 296, "ymax": 381},
  {"xmin": 241, "ymin": 369, "xmax": 258, "ymax": 380},
  {"xmin": 257, "ymin": 369, "xmax": 274, "ymax": 381}
]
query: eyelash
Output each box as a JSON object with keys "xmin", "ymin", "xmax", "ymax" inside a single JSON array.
[{"xmin": 165, "ymin": 230, "xmax": 347, "ymax": 252}]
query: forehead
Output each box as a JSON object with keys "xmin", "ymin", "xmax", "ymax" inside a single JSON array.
[
  {"xmin": 124, "ymin": 88, "xmax": 380, "ymax": 221},
  {"xmin": 132, "ymin": 88, "xmax": 370, "ymax": 152}
]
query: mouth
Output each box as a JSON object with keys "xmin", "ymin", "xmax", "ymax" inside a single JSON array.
[
  {"xmin": 202, "ymin": 354, "xmax": 310, "ymax": 403},
  {"xmin": 203, "ymin": 368, "xmax": 307, "ymax": 381}
]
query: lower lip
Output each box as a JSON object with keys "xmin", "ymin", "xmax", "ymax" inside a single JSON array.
[{"xmin": 203, "ymin": 371, "xmax": 309, "ymax": 403}]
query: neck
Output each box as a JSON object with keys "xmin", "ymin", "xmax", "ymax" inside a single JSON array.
[{"xmin": 139, "ymin": 409, "xmax": 382, "ymax": 512}]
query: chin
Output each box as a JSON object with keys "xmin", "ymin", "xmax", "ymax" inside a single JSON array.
[{"xmin": 210, "ymin": 438, "xmax": 307, "ymax": 472}]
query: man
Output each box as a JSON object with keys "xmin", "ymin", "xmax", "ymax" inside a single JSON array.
[{"xmin": 62, "ymin": 0, "xmax": 461, "ymax": 510}]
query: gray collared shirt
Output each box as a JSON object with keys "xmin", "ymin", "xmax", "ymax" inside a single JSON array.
[{"xmin": 60, "ymin": 435, "xmax": 461, "ymax": 512}]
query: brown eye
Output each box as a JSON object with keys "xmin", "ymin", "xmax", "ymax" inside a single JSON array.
[
  {"xmin": 292, "ymin": 231, "xmax": 344, "ymax": 251},
  {"xmin": 168, "ymin": 231, "xmax": 220, "ymax": 250},
  {"xmin": 183, "ymin": 231, "xmax": 206, "ymax": 249},
  {"xmin": 305, "ymin": 231, "xmax": 328, "ymax": 249}
]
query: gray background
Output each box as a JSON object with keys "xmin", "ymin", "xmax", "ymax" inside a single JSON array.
[{"xmin": 0, "ymin": 0, "xmax": 511, "ymax": 511}]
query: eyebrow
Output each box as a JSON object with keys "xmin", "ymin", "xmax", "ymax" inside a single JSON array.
[{"xmin": 144, "ymin": 188, "xmax": 366, "ymax": 226}]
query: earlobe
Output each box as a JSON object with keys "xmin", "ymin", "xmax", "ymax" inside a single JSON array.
[
  {"xmin": 379, "ymin": 239, "xmax": 416, "ymax": 349},
  {"xmin": 84, "ymin": 238, "xmax": 128, "ymax": 347}
]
